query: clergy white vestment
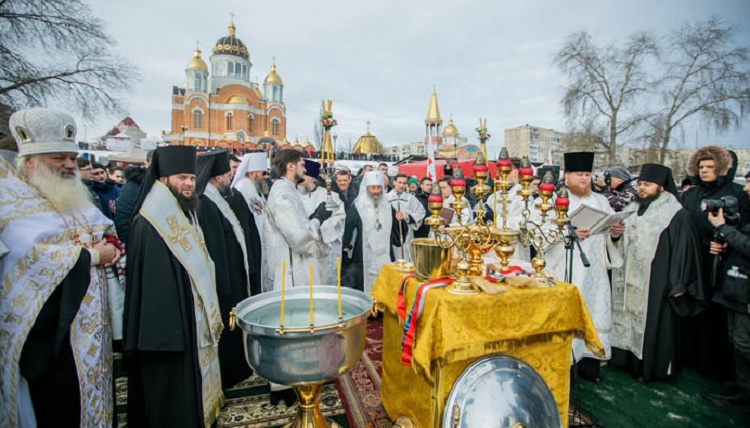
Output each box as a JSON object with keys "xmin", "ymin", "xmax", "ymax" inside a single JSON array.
[
  {"xmin": 545, "ymin": 191, "xmax": 621, "ymax": 362},
  {"xmin": 298, "ymin": 185, "xmax": 346, "ymax": 285},
  {"xmin": 386, "ymin": 190, "xmax": 425, "ymax": 262},
  {"xmin": 263, "ymin": 178, "xmax": 327, "ymax": 292}
]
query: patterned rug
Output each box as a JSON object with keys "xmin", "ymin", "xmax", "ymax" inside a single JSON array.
[{"xmin": 335, "ymin": 317, "xmax": 391, "ymax": 428}]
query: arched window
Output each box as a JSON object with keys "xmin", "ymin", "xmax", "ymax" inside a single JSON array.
[
  {"xmin": 193, "ymin": 110, "xmax": 203, "ymax": 128},
  {"xmin": 247, "ymin": 114, "xmax": 253, "ymax": 132},
  {"xmin": 228, "ymin": 62, "xmax": 234, "ymax": 76},
  {"xmin": 271, "ymin": 118, "xmax": 279, "ymax": 136},
  {"xmin": 235, "ymin": 62, "xmax": 241, "ymax": 78},
  {"xmin": 226, "ymin": 113, "xmax": 233, "ymax": 130}
]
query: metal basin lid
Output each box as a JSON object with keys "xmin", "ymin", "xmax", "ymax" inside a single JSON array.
[{"xmin": 442, "ymin": 354, "xmax": 562, "ymax": 428}]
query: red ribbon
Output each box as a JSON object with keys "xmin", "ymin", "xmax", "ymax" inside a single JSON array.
[
  {"xmin": 401, "ymin": 277, "xmax": 452, "ymax": 366},
  {"xmin": 396, "ymin": 273, "xmax": 415, "ymax": 322}
]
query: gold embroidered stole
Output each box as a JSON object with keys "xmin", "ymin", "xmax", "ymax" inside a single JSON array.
[
  {"xmin": 0, "ymin": 157, "xmax": 112, "ymax": 426},
  {"xmin": 139, "ymin": 181, "xmax": 224, "ymax": 425}
]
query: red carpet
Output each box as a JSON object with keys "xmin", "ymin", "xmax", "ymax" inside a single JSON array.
[{"xmin": 335, "ymin": 317, "xmax": 391, "ymax": 428}]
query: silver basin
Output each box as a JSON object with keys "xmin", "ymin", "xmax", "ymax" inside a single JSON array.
[{"xmin": 234, "ymin": 286, "xmax": 372, "ymax": 386}]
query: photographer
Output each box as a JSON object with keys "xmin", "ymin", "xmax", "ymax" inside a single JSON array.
[
  {"xmin": 704, "ymin": 207, "xmax": 750, "ymax": 412},
  {"xmin": 681, "ymin": 145, "xmax": 750, "ymax": 378}
]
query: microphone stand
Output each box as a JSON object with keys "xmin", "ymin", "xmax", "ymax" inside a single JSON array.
[{"xmin": 568, "ymin": 225, "xmax": 591, "ymax": 268}]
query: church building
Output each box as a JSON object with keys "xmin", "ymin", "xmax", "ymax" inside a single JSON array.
[{"xmin": 164, "ymin": 21, "xmax": 287, "ymax": 148}]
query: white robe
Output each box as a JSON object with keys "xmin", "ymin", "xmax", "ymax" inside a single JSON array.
[
  {"xmin": 263, "ymin": 178, "xmax": 327, "ymax": 291},
  {"xmin": 354, "ymin": 194, "xmax": 393, "ymax": 293},
  {"xmin": 545, "ymin": 191, "xmax": 621, "ymax": 362},
  {"xmin": 234, "ymin": 177, "xmax": 267, "ymax": 287},
  {"xmin": 386, "ymin": 190, "xmax": 425, "ymax": 262},
  {"xmin": 298, "ymin": 186, "xmax": 346, "ymax": 285}
]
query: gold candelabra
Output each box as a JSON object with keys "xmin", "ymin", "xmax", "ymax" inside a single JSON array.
[{"xmin": 418, "ymin": 119, "xmax": 572, "ymax": 293}]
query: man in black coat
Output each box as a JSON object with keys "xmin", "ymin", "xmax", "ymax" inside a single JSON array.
[{"xmin": 681, "ymin": 145, "xmax": 750, "ymax": 379}]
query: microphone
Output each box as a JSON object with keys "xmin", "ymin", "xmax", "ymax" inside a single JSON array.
[{"xmin": 568, "ymin": 225, "xmax": 591, "ymax": 268}]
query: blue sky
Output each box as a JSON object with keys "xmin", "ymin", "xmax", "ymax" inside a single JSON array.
[{"xmin": 85, "ymin": 0, "xmax": 750, "ymax": 153}]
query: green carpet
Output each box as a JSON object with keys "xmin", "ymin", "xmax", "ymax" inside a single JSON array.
[{"xmin": 572, "ymin": 365, "xmax": 748, "ymax": 427}]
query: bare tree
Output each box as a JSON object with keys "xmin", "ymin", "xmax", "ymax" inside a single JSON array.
[
  {"xmin": 652, "ymin": 17, "xmax": 750, "ymax": 164},
  {"xmin": 555, "ymin": 31, "xmax": 657, "ymax": 165},
  {"xmin": 0, "ymin": 0, "xmax": 138, "ymax": 138}
]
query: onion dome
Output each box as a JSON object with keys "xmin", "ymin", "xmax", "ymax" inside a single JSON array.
[
  {"xmin": 265, "ymin": 63, "xmax": 283, "ymax": 84},
  {"xmin": 186, "ymin": 48, "xmax": 208, "ymax": 72},
  {"xmin": 227, "ymin": 95, "xmax": 250, "ymax": 105},
  {"xmin": 304, "ymin": 141, "xmax": 315, "ymax": 151},
  {"xmin": 443, "ymin": 118, "xmax": 458, "ymax": 137},
  {"xmin": 213, "ymin": 22, "xmax": 249, "ymax": 60},
  {"xmin": 353, "ymin": 131, "xmax": 384, "ymax": 154}
]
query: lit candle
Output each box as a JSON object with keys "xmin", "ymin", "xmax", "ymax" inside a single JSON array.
[
  {"xmin": 280, "ymin": 260, "xmax": 286, "ymax": 326},
  {"xmin": 337, "ymin": 257, "xmax": 342, "ymax": 319},
  {"xmin": 309, "ymin": 264, "xmax": 314, "ymax": 326}
]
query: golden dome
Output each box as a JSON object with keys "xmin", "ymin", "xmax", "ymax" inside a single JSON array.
[
  {"xmin": 443, "ymin": 118, "xmax": 458, "ymax": 137},
  {"xmin": 213, "ymin": 22, "xmax": 250, "ymax": 60},
  {"xmin": 228, "ymin": 95, "xmax": 250, "ymax": 105},
  {"xmin": 253, "ymin": 82, "xmax": 263, "ymax": 99},
  {"xmin": 186, "ymin": 48, "xmax": 208, "ymax": 72},
  {"xmin": 265, "ymin": 64, "xmax": 283, "ymax": 84},
  {"xmin": 353, "ymin": 131, "xmax": 384, "ymax": 155}
]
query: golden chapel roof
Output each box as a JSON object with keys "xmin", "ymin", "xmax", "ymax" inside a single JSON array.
[
  {"xmin": 353, "ymin": 131, "xmax": 384, "ymax": 154},
  {"xmin": 443, "ymin": 118, "xmax": 458, "ymax": 137},
  {"xmin": 186, "ymin": 48, "xmax": 208, "ymax": 72},
  {"xmin": 265, "ymin": 63, "xmax": 283, "ymax": 84},
  {"xmin": 228, "ymin": 95, "xmax": 250, "ymax": 105}
]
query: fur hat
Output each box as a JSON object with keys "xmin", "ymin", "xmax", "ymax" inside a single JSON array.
[
  {"xmin": 687, "ymin": 145, "xmax": 731, "ymax": 177},
  {"xmin": 9, "ymin": 108, "xmax": 78, "ymax": 156}
]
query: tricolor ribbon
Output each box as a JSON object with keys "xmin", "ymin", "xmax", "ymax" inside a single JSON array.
[
  {"xmin": 396, "ymin": 273, "xmax": 415, "ymax": 322},
  {"xmin": 401, "ymin": 277, "xmax": 453, "ymax": 365}
]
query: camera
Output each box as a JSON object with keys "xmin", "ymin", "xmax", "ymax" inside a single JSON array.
[{"xmin": 701, "ymin": 195, "xmax": 740, "ymax": 224}]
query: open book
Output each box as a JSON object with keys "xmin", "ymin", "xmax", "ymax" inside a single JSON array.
[{"xmin": 569, "ymin": 204, "xmax": 633, "ymax": 235}]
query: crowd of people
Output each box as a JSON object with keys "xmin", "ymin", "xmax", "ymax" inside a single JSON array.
[{"xmin": 1, "ymin": 107, "xmax": 750, "ymax": 426}]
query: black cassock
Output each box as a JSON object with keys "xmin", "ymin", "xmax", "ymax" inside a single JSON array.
[
  {"xmin": 341, "ymin": 205, "xmax": 403, "ymax": 291},
  {"xmin": 197, "ymin": 194, "xmax": 253, "ymax": 389},
  {"xmin": 20, "ymin": 250, "xmax": 90, "ymax": 427},
  {"xmin": 227, "ymin": 190, "xmax": 262, "ymax": 296},
  {"xmin": 124, "ymin": 215, "xmax": 204, "ymax": 428},
  {"xmin": 611, "ymin": 209, "xmax": 708, "ymax": 381}
]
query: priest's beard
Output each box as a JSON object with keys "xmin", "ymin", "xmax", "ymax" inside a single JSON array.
[
  {"xmin": 297, "ymin": 181, "xmax": 316, "ymax": 195},
  {"xmin": 567, "ymin": 183, "xmax": 592, "ymax": 197},
  {"xmin": 167, "ymin": 183, "xmax": 199, "ymax": 212},
  {"xmin": 635, "ymin": 189, "xmax": 663, "ymax": 209},
  {"xmin": 255, "ymin": 178, "xmax": 269, "ymax": 196},
  {"xmin": 214, "ymin": 181, "xmax": 231, "ymax": 197},
  {"xmin": 21, "ymin": 158, "xmax": 93, "ymax": 213}
]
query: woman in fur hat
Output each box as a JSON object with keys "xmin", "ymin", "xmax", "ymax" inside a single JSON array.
[{"xmin": 681, "ymin": 145, "xmax": 750, "ymax": 379}]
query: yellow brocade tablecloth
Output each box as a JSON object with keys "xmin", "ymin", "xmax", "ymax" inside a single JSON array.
[{"xmin": 371, "ymin": 264, "xmax": 603, "ymax": 428}]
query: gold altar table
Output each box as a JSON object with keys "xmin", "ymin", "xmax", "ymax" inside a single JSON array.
[{"xmin": 371, "ymin": 264, "xmax": 602, "ymax": 428}]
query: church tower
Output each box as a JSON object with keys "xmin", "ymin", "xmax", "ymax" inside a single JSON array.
[
  {"xmin": 185, "ymin": 48, "xmax": 208, "ymax": 93},
  {"xmin": 424, "ymin": 88, "xmax": 443, "ymax": 149},
  {"xmin": 264, "ymin": 63, "xmax": 284, "ymax": 103}
]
